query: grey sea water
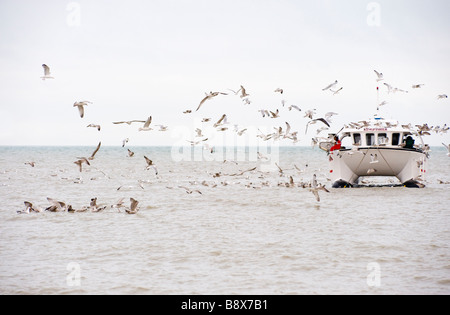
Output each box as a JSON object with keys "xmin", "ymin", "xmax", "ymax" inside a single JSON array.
[{"xmin": 0, "ymin": 146, "xmax": 449, "ymax": 295}]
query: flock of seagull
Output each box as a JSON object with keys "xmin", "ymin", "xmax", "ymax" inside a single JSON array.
[{"xmin": 15, "ymin": 65, "xmax": 449, "ymax": 214}]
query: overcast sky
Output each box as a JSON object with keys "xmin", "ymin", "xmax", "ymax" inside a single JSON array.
[{"xmin": 0, "ymin": 0, "xmax": 449, "ymax": 147}]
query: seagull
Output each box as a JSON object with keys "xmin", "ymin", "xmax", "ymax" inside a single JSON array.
[
  {"xmin": 322, "ymin": 80, "xmax": 338, "ymax": 91},
  {"xmin": 239, "ymin": 85, "xmax": 249, "ymax": 98},
  {"xmin": 442, "ymin": 143, "xmax": 450, "ymax": 156},
  {"xmin": 370, "ymin": 154, "xmax": 379, "ymax": 164},
  {"xmin": 111, "ymin": 198, "xmax": 126, "ymax": 212},
  {"xmin": 309, "ymin": 174, "xmax": 329, "ymax": 202},
  {"xmin": 330, "ymin": 87, "xmax": 343, "ymax": 95},
  {"xmin": 122, "ymin": 138, "xmax": 129, "ymax": 147},
  {"xmin": 195, "ymin": 128, "xmax": 204, "ymax": 137},
  {"xmin": 196, "ymin": 91, "xmax": 228, "ymax": 111},
  {"xmin": 125, "ymin": 198, "xmax": 140, "ymax": 214},
  {"xmin": 73, "ymin": 101, "xmax": 91, "ymax": 118},
  {"xmin": 87, "ymin": 124, "xmax": 101, "ymax": 131},
  {"xmin": 288, "ymin": 105, "xmax": 301, "ymax": 112},
  {"xmin": 138, "ymin": 116, "xmax": 153, "ymax": 131},
  {"xmin": 41, "ymin": 64, "xmax": 54, "ymax": 80},
  {"xmin": 304, "ymin": 109, "xmax": 316, "ymax": 119},
  {"xmin": 144, "ymin": 156, "xmax": 158, "ymax": 175},
  {"xmin": 237, "ymin": 128, "xmax": 247, "ymax": 136},
  {"xmin": 113, "ymin": 120, "xmax": 146, "ymax": 125},
  {"xmin": 89, "ymin": 142, "xmax": 101, "ymax": 160},
  {"xmin": 155, "ymin": 125, "xmax": 168, "ymax": 131},
  {"xmin": 25, "ymin": 161, "xmax": 36, "ymax": 167},
  {"xmin": 305, "ymin": 118, "xmax": 331, "ymax": 134},
  {"xmin": 17, "ymin": 201, "xmax": 42, "ymax": 214},
  {"xmin": 46, "ymin": 197, "xmax": 69, "ymax": 212},
  {"xmin": 213, "ymin": 114, "xmax": 227, "ymax": 128},
  {"xmin": 274, "ymin": 88, "xmax": 284, "ymax": 94},
  {"xmin": 74, "ymin": 157, "xmax": 90, "ymax": 172},
  {"xmin": 183, "ymin": 110, "xmax": 192, "ymax": 114},
  {"xmin": 258, "ymin": 109, "xmax": 270, "ymax": 118},
  {"xmin": 374, "ymin": 70, "xmax": 384, "ymax": 82},
  {"xmin": 127, "ymin": 149, "xmax": 135, "ymax": 157},
  {"xmin": 437, "ymin": 94, "xmax": 448, "ymax": 100},
  {"xmin": 412, "ymin": 84, "xmax": 425, "ymax": 89},
  {"xmin": 269, "ymin": 109, "xmax": 280, "ymax": 118},
  {"xmin": 178, "ymin": 186, "xmax": 202, "ymax": 195},
  {"xmin": 324, "ymin": 112, "xmax": 339, "ymax": 122}
]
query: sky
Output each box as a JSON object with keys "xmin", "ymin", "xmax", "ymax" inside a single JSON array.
[{"xmin": 0, "ymin": 0, "xmax": 449, "ymax": 147}]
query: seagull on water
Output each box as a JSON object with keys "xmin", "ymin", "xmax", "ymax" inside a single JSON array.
[{"xmin": 125, "ymin": 198, "xmax": 140, "ymax": 214}]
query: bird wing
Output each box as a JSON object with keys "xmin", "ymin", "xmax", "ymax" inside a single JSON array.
[
  {"xmin": 42, "ymin": 64, "xmax": 50, "ymax": 76},
  {"xmin": 143, "ymin": 116, "xmax": 152, "ymax": 128},
  {"xmin": 144, "ymin": 156, "xmax": 153, "ymax": 166},
  {"xmin": 311, "ymin": 189, "xmax": 320, "ymax": 202},
  {"xmin": 77, "ymin": 105, "xmax": 85, "ymax": 118},
  {"xmin": 196, "ymin": 95, "xmax": 210, "ymax": 111},
  {"xmin": 314, "ymin": 118, "xmax": 331, "ymax": 128},
  {"xmin": 90, "ymin": 142, "xmax": 101, "ymax": 159},
  {"xmin": 130, "ymin": 198, "xmax": 139, "ymax": 211}
]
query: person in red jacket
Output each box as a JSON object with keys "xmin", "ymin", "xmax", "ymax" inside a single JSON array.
[{"xmin": 330, "ymin": 136, "xmax": 341, "ymax": 152}]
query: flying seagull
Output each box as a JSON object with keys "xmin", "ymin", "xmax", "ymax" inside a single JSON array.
[
  {"xmin": 374, "ymin": 70, "xmax": 384, "ymax": 82},
  {"xmin": 196, "ymin": 91, "xmax": 228, "ymax": 111},
  {"xmin": 41, "ymin": 64, "xmax": 54, "ymax": 80},
  {"xmin": 73, "ymin": 101, "xmax": 91, "ymax": 118},
  {"xmin": 87, "ymin": 124, "xmax": 101, "ymax": 131},
  {"xmin": 309, "ymin": 174, "xmax": 329, "ymax": 202},
  {"xmin": 443, "ymin": 143, "xmax": 450, "ymax": 156},
  {"xmin": 322, "ymin": 80, "xmax": 338, "ymax": 91},
  {"xmin": 305, "ymin": 118, "xmax": 331, "ymax": 134},
  {"xmin": 74, "ymin": 157, "xmax": 90, "ymax": 172},
  {"xmin": 89, "ymin": 142, "xmax": 102, "ymax": 160},
  {"xmin": 138, "ymin": 116, "xmax": 153, "ymax": 131}
]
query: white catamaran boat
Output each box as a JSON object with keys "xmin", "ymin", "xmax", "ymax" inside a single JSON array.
[{"xmin": 320, "ymin": 117, "xmax": 430, "ymax": 188}]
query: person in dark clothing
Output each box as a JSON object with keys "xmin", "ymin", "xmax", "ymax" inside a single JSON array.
[{"xmin": 404, "ymin": 136, "xmax": 415, "ymax": 149}]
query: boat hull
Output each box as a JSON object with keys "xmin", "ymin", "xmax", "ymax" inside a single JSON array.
[{"xmin": 328, "ymin": 147, "xmax": 427, "ymax": 188}]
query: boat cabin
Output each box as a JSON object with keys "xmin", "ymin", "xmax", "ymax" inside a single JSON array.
[{"xmin": 338, "ymin": 120, "xmax": 424, "ymax": 150}]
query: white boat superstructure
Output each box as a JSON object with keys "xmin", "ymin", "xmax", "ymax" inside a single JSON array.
[{"xmin": 320, "ymin": 117, "xmax": 429, "ymax": 188}]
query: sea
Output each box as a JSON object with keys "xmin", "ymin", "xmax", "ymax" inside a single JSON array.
[{"xmin": 0, "ymin": 145, "xmax": 449, "ymax": 295}]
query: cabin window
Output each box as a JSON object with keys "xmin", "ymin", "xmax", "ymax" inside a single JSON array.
[
  {"xmin": 378, "ymin": 133, "xmax": 388, "ymax": 145},
  {"xmin": 353, "ymin": 133, "xmax": 361, "ymax": 145},
  {"xmin": 392, "ymin": 133, "xmax": 400, "ymax": 145},
  {"xmin": 366, "ymin": 133, "xmax": 375, "ymax": 146}
]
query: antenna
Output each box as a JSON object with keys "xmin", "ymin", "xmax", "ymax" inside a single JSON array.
[{"xmin": 375, "ymin": 86, "xmax": 380, "ymax": 117}]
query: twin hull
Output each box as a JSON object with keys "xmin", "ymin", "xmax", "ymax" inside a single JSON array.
[{"xmin": 329, "ymin": 147, "xmax": 427, "ymax": 187}]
